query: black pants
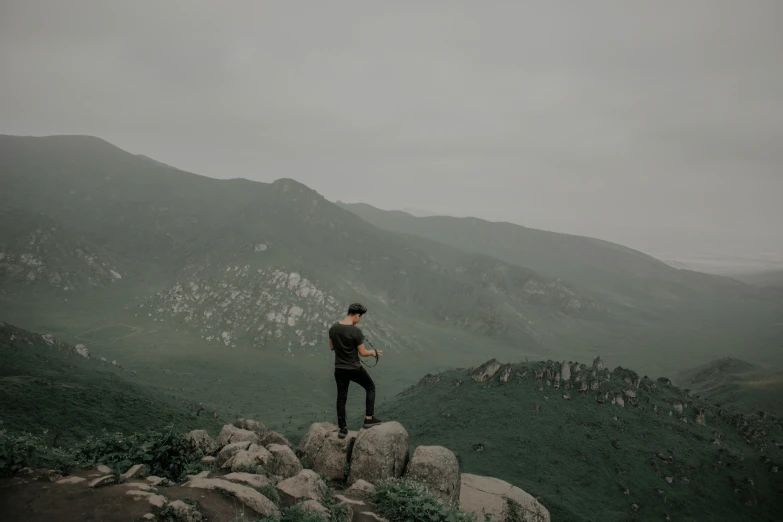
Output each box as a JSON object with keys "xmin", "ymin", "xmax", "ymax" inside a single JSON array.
[{"xmin": 335, "ymin": 366, "xmax": 375, "ymax": 429}]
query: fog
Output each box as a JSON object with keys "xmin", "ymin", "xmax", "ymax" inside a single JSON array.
[{"xmin": 2, "ymin": 1, "xmax": 781, "ymax": 261}]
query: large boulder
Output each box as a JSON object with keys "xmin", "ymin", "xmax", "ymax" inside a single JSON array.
[
  {"xmin": 216, "ymin": 424, "xmax": 261, "ymax": 447},
  {"xmin": 347, "ymin": 421, "xmax": 409, "ymax": 486},
  {"xmin": 184, "ymin": 477, "xmax": 279, "ymax": 517},
  {"xmin": 217, "ymin": 441, "xmax": 253, "ymax": 466},
  {"xmin": 297, "ymin": 422, "xmax": 357, "ymax": 481},
  {"xmin": 266, "ymin": 444, "xmax": 303, "ymax": 479},
  {"xmin": 459, "ymin": 474, "xmax": 550, "ymax": 522},
  {"xmin": 275, "ymin": 469, "xmax": 328, "ymax": 507},
  {"xmin": 223, "ymin": 444, "xmax": 272, "ymax": 472},
  {"xmin": 184, "ymin": 430, "xmax": 219, "ymax": 455},
  {"xmin": 472, "ymin": 359, "xmax": 502, "ymax": 383},
  {"xmin": 405, "ymin": 446, "xmax": 460, "ymax": 502}
]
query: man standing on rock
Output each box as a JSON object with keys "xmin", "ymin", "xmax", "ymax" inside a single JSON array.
[{"xmin": 329, "ymin": 303, "xmax": 383, "ymax": 438}]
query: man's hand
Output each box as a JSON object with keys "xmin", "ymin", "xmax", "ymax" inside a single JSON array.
[{"xmin": 374, "ymin": 349, "xmax": 383, "ymax": 358}]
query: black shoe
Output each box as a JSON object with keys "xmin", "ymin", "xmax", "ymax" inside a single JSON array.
[
  {"xmin": 363, "ymin": 416, "xmax": 383, "ymax": 429},
  {"xmin": 338, "ymin": 427, "xmax": 348, "ymax": 439}
]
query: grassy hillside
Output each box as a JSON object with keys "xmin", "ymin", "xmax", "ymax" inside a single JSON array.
[
  {"xmin": 0, "ymin": 322, "xmax": 222, "ymax": 443},
  {"xmin": 374, "ymin": 359, "xmax": 783, "ymax": 522},
  {"xmin": 730, "ymin": 269, "xmax": 783, "ymax": 289},
  {"xmin": 674, "ymin": 358, "xmax": 783, "ymax": 417}
]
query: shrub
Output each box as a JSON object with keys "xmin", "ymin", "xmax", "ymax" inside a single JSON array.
[
  {"xmin": 0, "ymin": 428, "xmax": 77, "ymax": 476},
  {"xmin": 371, "ymin": 477, "xmax": 476, "ymax": 522}
]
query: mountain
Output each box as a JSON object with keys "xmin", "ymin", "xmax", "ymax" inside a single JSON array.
[
  {"xmin": 374, "ymin": 358, "xmax": 783, "ymax": 522},
  {"xmin": 674, "ymin": 358, "xmax": 783, "ymax": 417},
  {"xmin": 730, "ymin": 269, "xmax": 783, "ymax": 289}
]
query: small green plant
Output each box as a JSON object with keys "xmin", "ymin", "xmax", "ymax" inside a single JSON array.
[
  {"xmin": 371, "ymin": 477, "xmax": 476, "ymax": 522},
  {"xmin": 258, "ymin": 484, "xmax": 281, "ymax": 507},
  {"xmin": 0, "ymin": 429, "xmax": 77, "ymax": 476},
  {"xmin": 321, "ymin": 492, "xmax": 351, "ymax": 522}
]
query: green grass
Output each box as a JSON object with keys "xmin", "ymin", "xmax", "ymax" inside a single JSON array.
[{"xmin": 373, "ymin": 361, "xmax": 783, "ymax": 522}]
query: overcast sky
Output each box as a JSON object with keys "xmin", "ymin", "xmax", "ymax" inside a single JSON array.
[{"xmin": 2, "ymin": 1, "xmax": 782, "ymax": 260}]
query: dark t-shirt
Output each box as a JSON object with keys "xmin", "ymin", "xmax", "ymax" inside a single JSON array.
[{"xmin": 329, "ymin": 322, "xmax": 365, "ymax": 369}]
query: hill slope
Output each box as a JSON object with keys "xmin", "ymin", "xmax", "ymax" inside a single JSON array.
[
  {"xmin": 0, "ymin": 322, "xmax": 221, "ymax": 443},
  {"xmin": 374, "ymin": 358, "xmax": 783, "ymax": 522},
  {"xmin": 674, "ymin": 358, "xmax": 783, "ymax": 417}
]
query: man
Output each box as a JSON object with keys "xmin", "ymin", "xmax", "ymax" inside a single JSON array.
[{"xmin": 329, "ymin": 302, "xmax": 383, "ymax": 438}]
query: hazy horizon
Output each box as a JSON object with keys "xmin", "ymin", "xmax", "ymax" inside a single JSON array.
[{"xmin": 2, "ymin": 1, "xmax": 782, "ymax": 261}]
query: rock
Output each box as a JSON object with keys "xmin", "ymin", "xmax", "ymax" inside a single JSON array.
[
  {"xmin": 297, "ymin": 422, "xmax": 357, "ymax": 481},
  {"xmin": 673, "ymin": 403, "xmax": 684, "ymax": 415},
  {"xmin": 216, "ymin": 424, "xmax": 261, "ymax": 447},
  {"xmin": 696, "ymin": 411, "xmax": 707, "ymax": 426},
  {"xmin": 56, "ymin": 476, "xmax": 86, "ymax": 485},
  {"xmin": 266, "ymin": 444, "xmax": 303, "ymax": 479},
  {"xmin": 614, "ymin": 395, "xmax": 625, "ymax": 408},
  {"xmin": 167, "ymin": 500, "xmax": 205, "ymax": 522},
  {"xmin": 74, "ymin": 344, "xmax": 90, "ymax": 358},
  {"xmin": 276, "ymin": 469, "xmax": 328, "ymax": 507},
  {"xmin": 405, "ymin": 445, "xmax": 460, "ymax": 502},
  {"xmin": 96, "ymin": 465, "xmax": 112, "ymax": 474},
  {"xmin": 185, "ymin": 477, "xmax": 279, "ymax": 517},
  {"xmin": 472, "ymin": 359, "xmax": 502, "ymax": 383},
  {"xmin": 125, "ymin": 490, "xmax": 167, "ymax": 508},
  {"xmin": 348, "ymin": 421, "xmax": 410, "ymax": 486},
  {"xmin": 89, "ymin": 475, "xmax": 116, "ymax": 488},
  {"xmin": 499, "ymin": 366, "xmax": 513, "ymax": 383},
  {"xmin": 186, "ymin": 471, "xmax": 211, "ymax": 481},
  {"xmin": 142, "ymin": 514, "xmax": 155, "ymax": 521},
  {"xmin": 459, "ymin": 474, "xmax": 550, "ymax": 522},
  {"xmin": 185, "ymin": 430, "xmax": 219, "ymax": 455},
  {"xmin": 121, "ymin": 464, "xmax": 147, "ymax": 481},
  {"xmin": 146, "ymin": 476, "xmax": 168, "ymax": 486},
  {"xmin": 624, "ymin": 389, "xmax": 636, "ymax": 398},
  {"xmin": 224, "ymin": 472, "xmax": 272, "ymax": 489},
  {"xmin": 223, "ymin": 444, "xmax": 272, "ymax": 472},
  {"xmin": 299, "ymin": 499, "xmax": 329, "ymax": 515},
  {"xmin": 560, "ymin": 362, "xmax": 571, "ymax": 381},
  {"xmin": 346, "ymin": 479, "xmax": 377, "ymax": 498},
  {"xmin": 260, "ymin": 430, "xmax": 291, "ymax": 447},
  {"xmin": 217, "ymin": 440, "xmax": 253, "ymax": 466},
  {"xmin": 333, "ymin": 494, "xmax": 388, "ymax": 521},
  {"xmin": 592, "ymin": 356, "xmax": 605, "ymax": 371},
  {"xmin": 201, "ymin": 456, "xmax": 217, "ymax": 465}
]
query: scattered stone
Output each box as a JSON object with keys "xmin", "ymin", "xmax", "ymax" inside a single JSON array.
[
  {"xmin": 167, "ymin": 499, "xmax": 205, "ymax": 522},
  {"xmin": 96, "ymin": 465, "xmax": 112, "ymax": 474},
  {"xmin": 260, "ymin": 430, "xmax": 291, "ymax": 447},
  {"xmin": 201, "ymin": 456, "xmax": 216, "ymax": 465},
  {"xmin": 216, "ymin": 424, "xmax": 261, "ymax": 447},
  {"xmin": 217, "ymin": 440, "xmax": 253, "ymax": 466},
  {"xmin": 299, "ymin": 499, "xmax": 329, "ymax": 515},
  {"xmin": 146, "ymin": 476, "xmax": 167, "ymax": 486},
  {"xmin": 623, "ymin": 389, "xmax": 636, "ymax": 398},
  {"xmin": 459, "ymin": 474, "xmax": 550, "ymax": 522},
  {"xmin": 346, "ymin": 479, "xmax": 377, "ymax": 498},
  {"xmin": 142, "ymin": 514, "xmax": 155, "ymax": 521},
  {"xmin": 563, "ymin": 394, "xmax": 571, "ymax": 400},
  {"xmin": 266, "ymin": 444, "xmax": 303, "ymax": 479},
  {"xmin": 185, "ymin": 430, "xmax": 219, "ymax": 455},
  {"xmin": 224, "ymin": 472, "xmax": 272, "ymax": 489},
  {"xmin": 74, "ymin": 344, "xmax": 90, "ymax": 358},
  {"xmin": 275, "ymin": 469, "xmax": 328, "ymax": 507},
  {"xmin": 296, "ymin": 422, "xmax": 357, "ymax": 482},
  {"xmin": 120, "ymin": 464, "xmax": 147, "ymax": 482},
  {"xmin": 560, "ymin": 362, "xmax": 571, "ymax": 381},
  {"xmin": 126, "ymin": 490, "xmax": 167, "ymax": 508},
  {"xmin": 223, "ymin": 444, "xmax": 272, "ymax": 472},
  {"xmin": 673, "ymin": 403, "xmax": 684, "ymax": 415},
  {"xmin": 498, "ymin": 366, "xmax": 513, "ymax": 383},
  {"xmin": 56, "ymin": 476, "xmax": 86, "ymax": 485},
  {"xmin": 348, "ymin": 421, "xmax": 410, "ymax": 486},
  {"xmin": 696, "ymin": 411, "xmax": 707, "ymax": 426},
  {"xmin": 405, "ymin": 445, "xmax": 460, "ymax": 502},
  {"xmin": 185, "ymin": 477, "xmax": 279, "ymax": 516},
  {"xmin": 471, "ymin": 359, "xmax": 502, "ymax": 383},
  {"xmin": 665, "ymin": 477, "xmax": 674, "ymax": 484},
  {"xmin": 632, "ymin": 503, "xmax": 639, "ymax": 512},
  {"xmin": 89, "ymin": 475, "xmax": 116, "ymax": 488}
]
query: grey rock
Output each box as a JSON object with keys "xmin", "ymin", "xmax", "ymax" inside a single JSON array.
[
  {"xmin": 184, "ymin": 477, "xmax": 279, "ymax": 517},
  {"xmin": 224, "ymin": 472, "xmax": 272, "ymax": 489},
  {"xmin": 348, "ymin": 421, "xmax": 409, "ymax": 486},
  {"xmin": 459, "ymin": 473, "xmax": 550, "ymax": 522},
  {"xmin": 120, "ymin": 464, "xmax": 147, "ymax": 482},
  {"xmin": 405, "ymin": 445, "xmax": 461, "ymax": 502},
  {"xmin": 185, "ymin": 430, "xmax": 219, "ymax": 455},
  {"xmin": 217, "ymin": 440, "xmax": 253, "ymax": 466},
  {"xmin": 223, "ymin": 444, "xmax": 272, "ymax": 472},
  {"xmin": 296, "ymin": 422, "xmax": 357, "ymax": 482},
  {"xmin": 346, "ymin": 479, "xmax": 377, "ymax": 498},
  {"xmin": 167, "ymin": 500, "xmax": 204, "ymax": 522},
  {"xmin": 89, "ymin": 475, "xmax": 116, "ymax": 488},
  {"xmin": 472, "ymin": 359, "xmax": 502, "ymax": 383},
  {"xmin": 266, "ymin": 444, "xmax": 303, "ymax": 479},
  {"xmin": 216, "ymin": 424, "xmax": 261, "ymax": 447},
  {"xmin": 275, "ymin": 469, "xmax": 328, "ymax": 507}
]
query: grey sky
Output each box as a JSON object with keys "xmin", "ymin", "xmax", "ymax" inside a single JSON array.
[{"xmin": 2, "ymin": 1, "xmax": 782, "ymax": 260}]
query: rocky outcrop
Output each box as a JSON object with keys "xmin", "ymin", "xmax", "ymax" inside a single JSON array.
[
  {"xmin": 560, "ymin": 362, "xmax": 571, "ymax": 381},
  {"xmin": 405, "ymin": 445, "xmax": 460, "ymax": 502},
  {"xmin": 266, "ymin": 444, "xmax": 303, "ymax": 479},
  {"xmin": 472, "ymin": 359, "xmax": 502, "ymax": 383},
  {"xmin": 296, "ymin": 422, "xmax": 357, "ymax": 482},
  {"xmin": 224, "ymin": 472, "xmax": 272, "ymax": 489},
  {"xmin": 222, "ymin": 444, "xmax": 272, "ymax": 472},
  {"xmin": 459, "ymin": 473, "xmax": 550, "ymax": 521},
  {"xmin": 184, "ymin": 429, "xmax": 219, "ymax": 455},
  {"xmin": 217, "ymin": 440, "xmax": 253, "ymax": 466},
  {"xmin": 184, "ymin": 477, "xmax": 279, "ymax": 516},
  {"xmin": 275, "ymin": 469, "xmax": 328, "ymax": 507},
  {"xmin": 348, "ymin": 421, "xmax": 410, "ymax": 486},
  {"xmin": 216, "ymin": 424, "xmax": 261, "ymax": 447}
]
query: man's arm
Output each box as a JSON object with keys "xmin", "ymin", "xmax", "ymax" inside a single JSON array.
[
  {"xmin": 357, "ymin": 343, "xmax": 382, "ymax": 358},
  {"xmin": 329, "ymin": 339, "xmax": 334, "ymax": 351}
]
